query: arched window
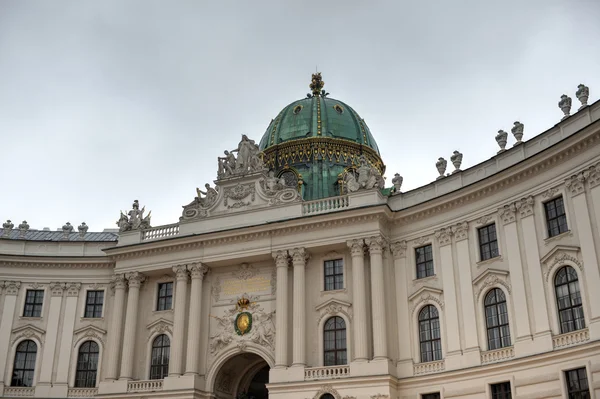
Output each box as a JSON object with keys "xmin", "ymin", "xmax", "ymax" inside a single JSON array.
[
  {"xmin": 324, "ymin": 316, "xmax": 347, "ymax": 366},
  {"xmin": 11, "ymin": 340, "xmax": 37, "ymax": 387},
  {"xmin": 75, "ymin": 341, "xmax": 99, "ymax": 387},
  {"xmin": 150, "ymin": 334, "xmax": 170, "ymax": 380},
  {"xmin": 484, "ymin": 288, "xmax": 511, "ymax": 350},
  {"xmin": 320, "ymin": 394, "xmax": 335, "ymax": 399},
  {"xmin": 555, "ymin": 266, "xmax": 585, "ymax": 334},
  {"xmin": 419, "ymin": 305, "xmax": 441, "ymax": 362}
]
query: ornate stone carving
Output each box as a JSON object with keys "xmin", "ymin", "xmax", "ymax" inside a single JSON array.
[
  {"xmin": 312, "ymin": 385, "xmax": 341, "ymax": 399},
  {"xmin": 73, "ymin": 325, "xmax": 106, "ymax": 347},
  {"xmin": 371, "ymin": 395, "xmax": 389, "ymax": 399},
  {"xmin": 435, "ymin": 157, "xmax": 447, "ymax": 179},
  {"xmin": 197, "ymin": 183, "xmax": 219, "ymax": 208},
  {"xmin": 262, "ymin": 170, "xmax": 287, "ymax": 192},
  {"xmin": 146, "ymin": 318, "xmax": 173, "ymax": 341},
  {"xmin": 452, "ymin": 221, "xmax": 468, "ymax": 241},
  {"xmin": 18, "ymin": 221, "xmax": 29, "ymax": 238},
  {"xmin": 410, "ymin": 291, "xmax": 445, "ymax": 314},
  {"xmin": 273, "ymin": 250, "xmax": 289, "ymax": 268},
  {"xmin": 588, "ymin": 163, "xmax": 600, "ymax": 189},
  {"xmin": 233, "ymin": 263, "xmax": 257, "ymax": 280},
  {"xmin": 543, "ymin": 252, "xmax": 583, "ymax": 282},
  {"xmin": 450, "ymin": 150, "xmax": 463, "ymax": 173},
  {"xmin": 476, "ymin": 215, "xmax": 493, "ymax": 225},
  {"xmin": 434, "ymin": 227, "xmax": 452, "ymax": 246},
  {"xmin": 126, "ymin": 272, "xmax": 146, "ymax": 288},
  {"xmin": 344, "ymin": 155, "xmax": 385, "ymax": 193},
  {"xmin": 511, "ymin": 121, "xmax": 524, "ymax": 145},
  {"xmin": 558, "ymin": 94, "xmax": 572, "ymax": 120},
  {"xmin": 189, "ymin": 263, "xmax": 209, "ymax": 279},
  {"xmin": 11, "ymin": 325, "xmax": 45, "ymax": 346},
  {"xmin": 61, "ymin": 222, "xmax": 73, "ymax": 239},
  {"xmin": 117, "ymin": 200, "xmax": 151, "ymax": 232},
  {"xmin": 66, "ymin": 282, "xmax": 81, "ymax": 297},
  {"xmin": 2, "ymin": 219, "xmax": 14, "ymax": 237},
  {"xmin": 28, "ymin": 282, "xmax": 43, "ymax": 289},
  {"xmin": 366, "ymin": 236, "xmax": 387, "ymax": 254},
  {"xmin": 498, "ymin": 203, "xmax": 517, "ymax": 225},
  {"xmin": 516, "ymin": 196, "xmax": 535, "ymax": 218},
  {"xmin": 4, "ymin": 281, "xmax": 21, "ymax": 295},
  {"xmin": 542, "ymin": 187, "xmax": 559, "ymax": 198},
  {"xmin": 475, "ymin": 273, "xmax": 512, "ymax": 301},
  {"xmin": 346, "ymin": 239, "xmax": 365, "ymax": 257},
  {"xmin": 217, "ymin": 134, "xmax": 265, "ymax": 179},
  {"xmin": 565, "ymin": 171, "xmax": 588, "ymax": 197},
  {"xmin": 576, "ymin": 84, "xmax": 589, "ymax": 110},
  {"xmin": 413, "ymin": 236, "xmax": 430, "ymax": 246},
  {"xmin": 390, "ymin": 241, "xmax": 407, "ymax": 259},
  {"xmin": 110, "ymin": 274, "xmax": 127, "ymax": 291},
  {"xmin": 392, "ymin": 173, "xmax": 403, "ymax": 193},
  {"xmin": 258, "ymin": 172, "xmax": 301, "ymax": 205},
  {"xmin": 495, "ymin": 130, "xmax": 508, "ymax": 153},
  {"xmin": 173, "ymin": 265, "xmax": 189, "ymax": 280},
  {"xmin": 77, "ymin": 222, "xmax": 88, "ymax": 237},
  {"xmin": 223, "ymin": 183, "xmax": 256, "ymax": 209},
  {"xmin": 50, "ymin": 282, "xmax": 65, "ymax": 296},
  {"xmin": 290, "ymin": 248, "xmax": 309, "ymax": 265},
  {"xmin": 316, "ymin": 299, "xmax": 353, "ymax": 325}
]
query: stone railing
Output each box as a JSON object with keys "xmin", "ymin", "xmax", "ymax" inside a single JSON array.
[
  {"xmin": 3, "ymin": 387, "xmax": 35, "ymax": 397},
  {"xmin": 141, "ymin": 223, "xmax": 180, "ymax": 242},
  {"xmin": 413, "ymin": 359, "xmax": 445, "ymax": 376},
  {"xmin": 305, "ymin": 365, "xmax": 350, "ymax": 380},
  {"xmin": 302, "ymin": 195, "xmax": 349, "ymax": 215},
  {"xmin": 553, "ymin": 328, "xmax": 590, "ymax": 349},
  {"xmin": 127, "ymin": 379, "xmax": 164, "ymax": 392},
  {"xmin": 67, "ymin": 388, "xmax": 98, "ymax": 398},
  {"xmin": 481, "ymin": 346, "xmax": 515, "ymax": 364}
]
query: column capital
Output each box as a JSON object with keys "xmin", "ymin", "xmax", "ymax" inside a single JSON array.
[
  {"xmin": 498, "ymin": 203, "xmax": 517, "ymax": 225},
  {"xmin": 365, "ymin": 236, "xmax": 388, "ymax": 254},
  {"xmin": 565, "ymin": 170, "xmax": 589, "ymax": 197},
  {"xmin": 189, "ymin": 263, "xmax": 210, "ymax": 279},
  {"xmin": 126, "ymin": 272, "xmax": 146, "ymax": 288},
  {"xmin": 272, "ymin": 250, "xmax": 289, "ymax": 268},
  {"xmin": 111, "ymin": 274, "xmax": 127, "ymax": 291},
  {"xmin": 434, "ymin": 227, "xmax": 453, "ymax": 246},
  {"xmin": 290, "ymin": 247, "xmax": 309, "ymax": 265},
  {"xmin": 50, "ymin": 282, "xmax": 65, "ymax": 297},
  {"xmin": 588, "ymin": 163, "xmax": 600, "ymax": 189},
  {"xmin": 3, "ymin": 280, "xmax": 21, "ymax": 295},
  {"xmin": 65, "ymin": 282, "xmax": 81, "ymax": 297},
  {"xmin": 516, "ymin": 195, "xmax": 535, "ymax": 218},
  {"xmin": 173, "ymin": 265, "xmax": 189, "ymax": 281},
  {"xmin": 346, "ymin": 239, "xmax": 365, "ymax": 257},
  {"xmin": 452, "ymin": 221, "xmax": 469, "ymax": 241},
  {"xmin": 390, "ymin": 241, "xmax": 407, "ymax": 259}
]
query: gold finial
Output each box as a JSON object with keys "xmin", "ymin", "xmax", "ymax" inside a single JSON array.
[{"xmin": 310, "ymin": 72, "xmax": 324, "ymax": 96}]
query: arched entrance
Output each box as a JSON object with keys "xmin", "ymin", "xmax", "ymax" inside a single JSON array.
[{"xmin": 213, "ymin": 353, "xmax": 270, "ymax": 399}]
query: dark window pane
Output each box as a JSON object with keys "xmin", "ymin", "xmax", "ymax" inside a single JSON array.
[
  {"xmin": 491, "ymin": 381, "xmax": 512, "ymax": 399},
  {"xmin": 485, "ymin": 288, "xmax": 511, "ymax": 350},
  {"xmin": 545, "ymin": 197, "xmax": 569, "ymax": 237},
  {"xmin": 416, "ymin": 245, "xmax": 434, "ymax": 279},
  {"xmin": 479, "ymin": 224, "xmax": 499, "ymax": 261},
  {"xmin": 324, "ymin": 259, "xmax": 343, "ymax": 291},
  {"xmin": 11, "ymin": 340, "xmax": 37, "ymax": 387},
  {"xmin": 554, "ymin": 267, "xmax": 585, "ymax": 334},
  {"xmin": 565, "ymin": 367, "xmax": 590, "ymax": 398},
  {"xmin": 84, "ymin": 291, "xmax": 104, "ymax": 318},
  {"xmin": 323, "ymin": 316, "xmax": 346, "ymax": 366},
  {"xmin": 157, "ymin": 283, "xmax": 173, "ymax": 311},
  {"xmin": 150, "ymin": 335, "xmax": 170, "ymax": 379},
  {"xmin": 75, "ymin": 341, "xmax": 99, "ymax": 387},
  {"xmin": 418, "ymin": 305, "xmax": 442, "ymax": 362},
  {"xmin": 23, "ymin": 290, "xmax": 44, "ymax": 317}
]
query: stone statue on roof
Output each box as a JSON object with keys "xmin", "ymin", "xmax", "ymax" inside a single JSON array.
[
  {"xmin": 218, "ymin": 135, "xmax": 265, "ymax": 179},
  {"xmin": 117, "ymin": 200, "xmax": 152, "ymax": 232}
]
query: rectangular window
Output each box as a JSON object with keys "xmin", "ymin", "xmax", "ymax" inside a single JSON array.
[
  {"xmin": 565, "ymin": 367, "xmax": 590, "ymax": 399},
  {"xmin": 84, "ymin": 290, "xmax": 104, "ymax": 318},
  {"xmin": 23, "ymin": 289, "xmax": 44, "ymax": 317},
  {"xmin": 415, "ymin": 245, "xmax": 434, "ymax": 279},
  {"xmin": 544, "ymin": 196, "xmax": 568, "ymax": 237},
  {"xmin": 324, "ymin": 259, "xmax": 343, "ymax": 291},
  {"xmin": 478, "ymin": 224, "xmax": 499, "ymax": 261},
  {"xmin": 422, "ymin": 393, "xmax": 440, "ymax": 399},
  {"xmin": 156, "ymin": 282, "xmax": 173, "ymax": 311},
  {"xmin": 491, "ymin": 381, "xmax": 512, "ymax": 399}
]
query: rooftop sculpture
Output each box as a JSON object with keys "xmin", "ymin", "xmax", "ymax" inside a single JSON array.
[{"xmin": 117, "ymin": 200, "xmax": 152, "ymax": 232}]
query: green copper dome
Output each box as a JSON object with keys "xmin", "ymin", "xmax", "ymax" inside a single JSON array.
[{"xmin": 260, "ymin": 74, "xmax": 385, "ymax": 201}]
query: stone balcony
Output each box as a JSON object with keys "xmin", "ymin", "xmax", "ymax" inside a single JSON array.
[
  {"xmin": 413, "ymin": 359, "xmax": 445, "ymax": 375},
  {"xmin": 126, "ymin": 379, "xmax": 163, "ymax": 393},
  {"xmin": 480, "ymin": 346, "xmax": 515, "ymax": 365},
  {"xmin": 304, "ymin": 365, "xmax": 350, "ymax": 381},
  {"xmin": 552, "ymin": 328, "xmax": 590, "ymax": 349},
  {"xmin": 3, "ymin": 387, "xmax": 35, "ymax": 397}
]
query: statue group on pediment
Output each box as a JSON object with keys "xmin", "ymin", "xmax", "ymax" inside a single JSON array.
[
  {"xmin": 344, "ymin": 155, "xmax": 385, "ymax": 193},
  {"xmin": 117, "ymin": 200, "xmax": 152, "ymax": 232},
  {"xmin": 218, "ymin": 135, "xmax": 266, "ymax": 179}
]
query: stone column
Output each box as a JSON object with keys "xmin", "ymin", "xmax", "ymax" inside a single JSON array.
[
  {"xmin": 0, "ymin": 281, "xmax": 20, "ymax": 389},
  {"xmin": 435, "ymin": 228, "xmax": 461, "ymax": 354},
  {"xmin": 391, "ymin": 242, "xmax": 411, "ymax": 372},
  {"xmin": 169, "ymin": 265, "xmax": 189, "ymax": 376},
  {"xmin": 55, "ymin": 283, "xmax": 82, "ymax": 384},
  {"xmin": 291, "ymin": 248, "xmax": 308, "ymax": 367},
  {"xmin": 105, "ymin": 274, "xmax": 127, "ymax": 381},
  {"xmin": 185, "ymin": 263, "xmax": 209, "ymax": 375},
  {"xmin": 566, "ymin": 173, "xmax": 600, "ymax": 324},
  {"xmin": 498, "ymin": 204, "xmax": 532, "ymax": 342},
  {"xmin": 273, "ymin": 250, "xmax": 289, "ymax": 368},
  {"xmin": 516, "ymin": 196, "xmax": 551, "ymax": 337},
  {"xmin": 452, "ymin": 222, "xmax": 480, "ymax": 361},
  {"xmin": 119, "ymin": 272, "xmax": 145, "ymax": 380},
  {"xmin": 366, "ymin": 236, "xmax": 388, "ymax": 360},
  {"xmin": 39, "ymin": 282, "xmax": 65, "ymax": 384},
  {"xmin": 347, "ymin": 239, "xmax": 368, "ymax": 361},
  {"xmin": 588, "ymin": 164, "xmax": 600, "ymax": 238}
]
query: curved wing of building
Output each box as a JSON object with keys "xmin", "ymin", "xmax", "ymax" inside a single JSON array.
[{"xmin": 1, "ymin": 77, "xmax": 599, "ymax": 399}]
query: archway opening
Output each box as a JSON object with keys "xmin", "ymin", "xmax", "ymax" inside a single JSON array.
[{"xmin": 213, "ymin": 353, "xmax": 270, "ymax": 399}]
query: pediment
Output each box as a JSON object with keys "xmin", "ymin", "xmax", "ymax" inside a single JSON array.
[
  {"xmin": 146, "ymin": 318, "xmax": 173, "ymax": 340},
  {"xmin": 540, "ymin": 245, "xmax": 581, "ymax": 265},
  {"xmin": 73, "ymin": 325, "xmax": 107, "ymax": 346},
  {"xmin": 146, "ymin": 317, "xmax": 173, "ymax": 330},
  {"xmin": 540, "ymin": 245, "xmax": 583, "ymax": 282},
  {"xmin": 408, "ymin": 287, "xmax": 444, "ymax": 315},
  {"xmin": 472, "ymin": 268, "xmax": 511, "ymax": 301},
  {"xmin": 12, "ymin": 324, "xmax": 45, "ymax": 336},
  {"xmin": 407, "ymin": 286, "xmax": 443, "ymax": 302},
  {"xmin": 11, "ymin": 324, "xmax": 45, "ymax": 345},
  {"xmin": 73, "ymin": 325, "xmax": 107, "ymax": 336},
  {"xmin": 315, "ymin": 299, "xmax": 353, "ymax": 325},
  {"xmin": 315, "ymin": 298, "xmax": 352, "ymax": 312}
]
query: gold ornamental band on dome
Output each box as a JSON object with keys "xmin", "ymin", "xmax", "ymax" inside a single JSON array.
[{"xmin": 261, "ymin": 137, "xmax": 385, "ymax": 174}]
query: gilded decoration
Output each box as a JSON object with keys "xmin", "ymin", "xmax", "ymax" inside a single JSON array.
[{"xmin": 235, "ymin": 297, "xmax": 253, "ymax": 336}]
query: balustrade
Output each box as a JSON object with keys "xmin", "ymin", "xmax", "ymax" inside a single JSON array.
[
  {"xmin": 481, "ymin": 346, "xmax": 515, "ymax": 364},
  {"xmin": 3, "ymin": 387, "xmax": 35, "ymax": 397},
  {"xmin": 553, "ymin": 328, "xmax": 590, "ymax": 349},
  {"xmin": 413, "ymin": 360, "xmax": 445, "ymax": 375},
  {"xmin": 304, "ymin": 365, "xmax": 350, "ymax": 380},
  {"xmin": 127, "ymin": 379, "xmax": 164, "ymax": 392},
  {"xmin": 67, "ymin": 388, "xmax": 98, "ymax": 398},
  {"xmin": 141, "ymin": 223, "xmax": 180, "ymax": 241},
  {"xmin": 302, "ymin": 196, "xmax": 349, "ymax": 215}
]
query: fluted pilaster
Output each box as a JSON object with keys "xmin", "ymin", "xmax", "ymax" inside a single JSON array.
[
  {"xmin": 119, "ymin": 272, "xmax": 145, "ymax": 380},
  {"xmin": 273, "ymin": 250, "xmax": 289, "ymax": 368},
  {"xmin": 291, "ymin": 247, "xmax": 308, "ymax": 367},
  {"xmin": 366, "ymin": 236, "xmax": 388, "ymax": 360},
  {"xmin": 347, "ymin": 239, "xmax": 368, "ymax": 361},
  {"xmin": 185, "ymin": 263, "xmax": 209, "ymax": 375},
  {"xmin": 170, "ymin": 265, "xmax": 189, "ymax": 376}
]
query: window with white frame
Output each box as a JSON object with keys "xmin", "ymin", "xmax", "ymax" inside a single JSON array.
[
  {"xmin": 415, "ymin": 245, "xmax": 434, "ymax": 279},
  {"xmin": 23, "ymin": 289, "xmax": 44, "ymax": 317},
  {"xmin": 418, "ymin": 305, "xmax": 442, "ymax": 362},
  {"xmin": 11, "ymin": 340, "xmax": 37, "ymax": 387},
  {"xmin": 490, "ymin": 381, "xmax": 512, "ymax": 399},
  {"xmin": 554, "ymin": 266, "xmax": 585, "ymax": 334},
  {"xmin": 323, "ymin": 316, "xmax": 347, "ymax": 366},
  {"xmin": 484, "ymin": 288, "xmax": 511, "ymax": 350},
  {"xmin": 150, "ymin": 334, "xmax": 170, "ymax": 379},
  {"xmin": 75, "ymin": 341, "xmax": 99, "ymax": 387},
  {"xmin": 544, "ymin": 196, "xmax": 568, "ymax": 237},
  {"xmin": 324, "ymin": 259, "xmax": 343, "ymax": 291},
  {"xmin": 156, "ymin": 283, "xmax": 173, "ymax": 311},
  {"xmin": 84, "ymin": 290, "xmax": 104, "ymax": 318},
  {"xmin": 478, "ymin": 224, "xmax": 499, "ymax": 261},
  {"xmin": 564, "ymin": 367, "xmax": 590, "ymax": 398}
]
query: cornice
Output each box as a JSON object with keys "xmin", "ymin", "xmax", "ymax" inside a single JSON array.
[{"xmin": 0, "ymin": 256, "xmax": 114, "ymax": 269}]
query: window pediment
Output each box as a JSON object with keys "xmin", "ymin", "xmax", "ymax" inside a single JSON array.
[
  {"xmin": 146, "ymin": 318, "xmax": 173, "ymax": 340},
  {"xmin": 408, "ymin": 287, "xmax": 444, "ymax": 315},
  {"xmin": 540, "ymin": 245, "xmax": 582, "ymax": 281},
  {"xmin": 73, "ymin": 325, "xmax": 106, "ymax": 346},
  {"xmin": 473, "ymin": 268, "xmax": 511, "ymax": 301},
  {"xmin": 11, "ymin": 324, "xmax": 45, "ymax": 345},
  {"xmin": 315, "ymin": 298, "xmax": 352, "ymax": 325}
]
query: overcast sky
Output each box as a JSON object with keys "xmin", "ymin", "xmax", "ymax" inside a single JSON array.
[{"xmin": 1, "ymin": 1, "xmax": 599, "ymax": 231}]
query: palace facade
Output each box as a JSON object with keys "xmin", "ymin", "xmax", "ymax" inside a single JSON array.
[{"xmin": 1, "ymin": 76, "xmax": 599, "ymax": 399}]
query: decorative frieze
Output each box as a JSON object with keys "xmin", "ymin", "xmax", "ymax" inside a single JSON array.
[
  {"xmin": 434, "ymin": 227, "xmax": 452, "ymax": 246},
  {"xmin": 565, "ymin": 170, "xmax": 589, "ymax": 197},
  {"xmin": 390, "ymin": 241, "xmax": 407, "ymax": 259},
  {"xmin": 452, "ymin": 221, "xmax": 468, "ymax": 241},
  {"xmin": 473, "ymin": 270, "xmax": 511, "ymax": 301},
  {"xmin": 542, "ymin": 250, "xmax": 583, "ymax": 282},
  {"xmin": 311, "ymin": 385, "xmax": 342, "ymax": 399},
  {"xmin": 146, "ymin": 318, "xmax": 173, "ymax": 341},
  {"xmin": 498, "ymin": 203, "xmax": 517, "ymax": 225},
  {"xmin": 409, "ymin": 287, "xmax": 445, "ymax": 315},
  {"xmin": 73, "ymin": 325, "xmax": 107, "ymax": 347},
  {"xmin": 413, "ymin": 236, "xmax": 431, "ymax": 246},
  {"xmin": 315, "ymin": 299, "xmax": 352, "ymax": 325},
  {"xmin": 516, "ymin": 196, "xmax": 535, "ymax": 218},
  {"xmin": 11, "ymin": 324, "xmax": 45, "ymax": 345}
]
